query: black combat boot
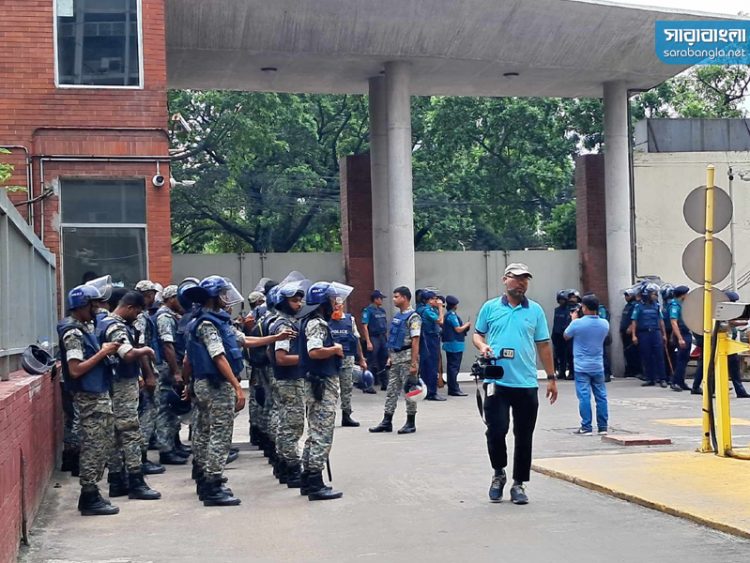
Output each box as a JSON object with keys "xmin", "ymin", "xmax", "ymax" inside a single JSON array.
[
  {"xmin": 226, "ymin": 449, "xmax": 239, "ymax": 465},
  {"xmin": 202, "ymin": 477, "xmax": 241, "ymax": 507},
  {"xmin": 250, "ymin": 426, "xmax": 261, "ymax": 447},
  {"xmin": 141, "ymin": 451, "xmax": 166, "ymax": 475},
  {"xmin": 197, "ymin": 474, "xmax": 234, "ymax": 500},
  {"xmin": 160, "ymin": 451, "xmax": 189, "ymax": 465},
  {"xmin": 174, "ymin": 434, "xmax": 192, "ymax": 456},
  {"xmin": 107, "ymin": 470, "xmax": 129, "ymax": 498},
  {"xmin": 368, "ymin": 412, "xmax": 393, "ymax": 433},
  {"xmin": 341, "ymin": 410, "xmax": 360, "ymax": 427},
  {"xmin": 299, "ymin": 471, "xmax": 311, "ymax": 495},
  {"xmin": 278, "ymin": 459, "xmax": 290, "ymax": 484},
  {"xmin": 286, "ymin": 463, "xmax": 302, "ymax": 488},
  {"xmin": 78, "ymin": 486, "xmax": 119, "ymax": 516},
  {"xmin": 127, "ymin": 472, "xmax": 162, "ymax": 500},
  {"xmin": 307, "ymin": 471, "xmax": 343, "ymax": 501},
  {"xmin": 191, "ymin": 461, "xmax": 202, "ymax": 481},
  {"xmin": 397, "ymin": 414, "xmax": 416, "ymax": 434},
  {"xmin": 69, "ymin": 449, "xmax": 80, "ymax": 477}
]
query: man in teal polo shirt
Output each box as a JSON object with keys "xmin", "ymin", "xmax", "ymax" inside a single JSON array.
[{"xmin": 473, "ymin": 263, "xmax": 557, "ymax": 505}]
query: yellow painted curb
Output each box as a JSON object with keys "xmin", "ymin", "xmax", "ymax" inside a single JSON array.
[{"xmin": 532, "ymin": 461, "xmax": 750, "ymax": 540}]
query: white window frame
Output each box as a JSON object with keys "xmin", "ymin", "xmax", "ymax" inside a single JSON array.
[
  {"xmin": 58, "ymin": 178, "xmax": 149, "ymax": 310},
  {"xmin": 53, "ymin": 0, "xmax": 145, "ymax": 90}
]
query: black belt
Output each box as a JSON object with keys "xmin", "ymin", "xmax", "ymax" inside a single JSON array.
[
  {"xmin": 390, "ymin": 345, "xmax": 411, "ymax": 352},
  {"xmin": 637, "ymin": 328, "xmax": 659, "ymax": 333}
]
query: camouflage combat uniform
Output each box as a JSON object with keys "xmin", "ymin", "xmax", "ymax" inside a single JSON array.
[
  {"xmin": 385, "ymin": 311, "xmax": 421, "ymax": 416},
  {"xmin": 272, "ymin": 312, "xmax": 304, "ymax": 464},
  {"xmin": 102, "ymin": 314, "xmax": 143, "ymax": 474},
  {"xmin": 60, "ymin": 323, "xmax": 114, "ymax": 489},
  {"xmin": 191, "ymin": 317, "xmax": 242, "ymax": 478},
  {"xmin": 154, "ymin": 305, "xmax": 182, "ymax": 452},
  {"xmin": 301, "ymin": 317, "xmax": 340, "ymax": 473},
  {"xmin": 134, "ymin": 312, "xmax": 157, "ymax": 450}
]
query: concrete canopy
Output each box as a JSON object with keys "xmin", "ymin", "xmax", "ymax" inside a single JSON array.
[{"xmin": 166, "ymin": 0, "xmax": 722, "ymax": 98}]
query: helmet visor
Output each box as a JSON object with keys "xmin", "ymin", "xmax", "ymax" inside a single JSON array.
[
  {"xmin": 329, "ymin": 282, "xmax": 353, "ymax": 304},
  {"xmin": 85, "ymin": 275, "xmax": 112, "ymax": 301},
  {"xmin": 218, "ymin": 280, "xmax": 243, "ymax": 307}
]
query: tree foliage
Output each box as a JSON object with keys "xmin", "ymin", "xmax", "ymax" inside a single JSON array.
[{"xmin": 169, "ymin": 65, "xmax": 749, "ymax": 254}]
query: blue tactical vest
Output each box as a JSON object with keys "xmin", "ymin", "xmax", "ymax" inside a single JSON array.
[
  {"xmin": 299, "ymin": 316, "xmax": 341, "ymax": 377},
  {"xmin": 95, "ymin": 316, "xmax": 140, "ymax": 380},
  {"xmin": 620, "ymin": 302, "xmax": 635, "ymax": 332},
  {"xmin": 57, "ymin": 318, "xmax": 111, "ymax": 394},
  {"xmin": 268, "ymin": 316, "xmax": 302, "ymax": 380},
  {"xmin": 155, "ymin": 308, "xmax": 185, "ymax": 363},
  {"xmin": 145, "ymin": 313, "xmax": 163, "ymax": 364},
  {"xmin": 187, "ymin": 310, "xmax": 245, "ymax": 383},
  {"xmin": 246, "ymin": 309, "xmax": 276, "ymax": 367},
  {"xmin": 387, "ymin": 310, "xmax": 416, "ymax": 352},
  {"xmin": 329, "ymin": 314, "xmax": 358, "ymax": 357},
  {"xmin": 635, "ymin": 302, "xmax": 661, "ymax": 331},
  {"xmin": 552, "ymin": 305, "xmax": 570, "ymax": 335},
  {"xmin": 661, "ymin": 299, "xmax": 674, "ymax": 334},
  {"xmin": 441, "ymin": 311, "xmax": 466, "ymax": 343},
  {"xmin": 365, "ymin": 305, "xmax": 388, "ymax": 336}
]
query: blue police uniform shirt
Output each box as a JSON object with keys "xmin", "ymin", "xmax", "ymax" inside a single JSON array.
[
  {"xmin": 668, "ymin": 300, "xmax": 689, "ymax": 333},
  {"xmin": 475, "ymin": 295, "xmax": 550, "ymax": 389},
  {"xmin": 442, "ymin": 311, "xmax": 464, "ymax": 353},
  {"xmin": 564, "ymin": 315, "xmax": 610, "ymax": 374}
]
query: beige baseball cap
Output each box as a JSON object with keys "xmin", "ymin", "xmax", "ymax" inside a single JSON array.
[{"xmin": 503, "ymin": 263, "xmax": 533, "ymax": 278}]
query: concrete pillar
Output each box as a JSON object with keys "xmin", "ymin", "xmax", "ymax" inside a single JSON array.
[
  {"xmin": 384, "ymin": 61, "xmax": 416, "ymax": 295},
  {"xmin": 369, "ymin": 76, "xmax": 391, "ymax": 296},
  {"xmin": 603, "ymin": 80, "xmax": 632, "ymax": 375}
]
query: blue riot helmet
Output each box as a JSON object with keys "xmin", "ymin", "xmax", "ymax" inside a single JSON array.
[
  {"xmin": 567, "ymin": 289, "xmax": 581, "ymax": 303},
  {"xmin": 556, "ymin": 290, "xmax": 568, "ymax": 303},
  {"xmin": 67, "ymin": 284, "xmax": 104, "ymax": 311},
  {"xmin": 660, "ymin": 284, "xmax": 674, "ymax": 301},
  {"xmin": 361, "ymin": 369, "xmax": 374, "ymax": 389},
  {"xmin": 726, "ymin": 291, "xmax": 740, "ymax": 303},
  {"xmin": 642, "ymin": 282, "xmax": 660, "ymax": 301},
  {"xmin": 306, "ymin": 281, "xmax": 354, "ymax": 306},
  {"xmin": 177, "ymin": 278, "xmax": 200, "ymax": 310},
  {"xmin": 185, "ymin": 276, "xmax": 243, "ymax": 307},
  {"xmin": 164, "ymin": 387, "xmax": 193, "ymax": 422}
]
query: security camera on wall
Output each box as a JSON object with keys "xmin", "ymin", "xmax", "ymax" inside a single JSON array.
[{"xmin": 152, "ymin": 175, "xmax": 166, "ymax": 188}]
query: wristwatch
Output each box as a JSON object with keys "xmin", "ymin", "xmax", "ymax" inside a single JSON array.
[{"xmin": 546, "ymin": 373, "xmax": 557, "ymax": 381}]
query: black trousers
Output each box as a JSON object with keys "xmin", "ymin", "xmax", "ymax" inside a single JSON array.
[
  {"xmin": 484, "ymin": 385, "xmax": 539, "ymax": 483},
  {"xmin": 551, "ymin": 333, "xmax": 567, "ymax": 377}
]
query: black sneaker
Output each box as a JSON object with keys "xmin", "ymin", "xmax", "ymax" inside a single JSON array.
[
  {"xmin": 510, "ymin": 484, "xmax": 529, "ymax": 505},
  {"xmin": 488, "ymin": 470, "xmax": 506, "ymax": 503},
  {"xmin": 572, "ymin": 428, "xmax": 592, "ymax": 435}
]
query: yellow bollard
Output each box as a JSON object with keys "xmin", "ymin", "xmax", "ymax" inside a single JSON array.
[{"xmin": 700, "ymin": 165, "xmax": 715, "ymax": 453}]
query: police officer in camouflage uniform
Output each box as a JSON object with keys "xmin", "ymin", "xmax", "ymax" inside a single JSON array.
[
  {"xmin": 153, "ymin": 285, "xmax": 189, "ymax": 464},
  {"xmin": 184, "ymin": 276, "xmax": 293, "ymax": 506},
  {"xmin": 299, "ymin": 281, "xmax": 352, "ymax": 501},
  {"xmin": 267, "ymin": 276, "xmax": 308, "ymax": 488},
  {"xmin": 329, "ymin": 303, "xmax": 367, "ymax": 427},
  {"xmin": 97, "ymin": 290, "xmax": 162, "ymax": 501},
  {"xmin": 243, "ymin": 290, "xmax": 269, "ymax": 445},
  {"xmin": 58, "ymin": 284, "xmax": 122, "ymax": 516},
  {"xmin": 133, "ymin": 280, "xmax": 164, "ymax": 471},
  {"xmin": 369, "ymin": 286, "xmax": 422, "ymax": 435}
]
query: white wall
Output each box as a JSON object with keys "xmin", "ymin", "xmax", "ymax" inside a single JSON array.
[{"xmin": 633, "ymin": 151, "xmax": 750, "ymax": 297}]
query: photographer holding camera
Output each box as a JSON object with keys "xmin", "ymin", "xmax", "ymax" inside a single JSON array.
[{"xmin": 473, "ymin": 263, "xmax": 557, "ymax": 505}]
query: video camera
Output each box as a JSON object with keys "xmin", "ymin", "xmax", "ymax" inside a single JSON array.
[{"xmin": 471, "ymin": 356, "xmax": 505, "ymax": 380}]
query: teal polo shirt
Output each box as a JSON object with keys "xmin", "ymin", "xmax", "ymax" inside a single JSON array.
[{"xmin": 475, "ymin": 295, "xmax": 550, "ymax": 389}]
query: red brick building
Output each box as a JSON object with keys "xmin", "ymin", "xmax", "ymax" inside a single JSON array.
[{"xmin": 1, "ymin": 0, "xmax": 172, "ymax": 301}]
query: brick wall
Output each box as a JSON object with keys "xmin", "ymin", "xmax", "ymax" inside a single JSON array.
[
  {"xmin": 0, "ymin": 371, "xmax": 62, "ymax": 563},
  {"xmin": 575, "ymin": 154, "xmax": 609, "ymax": 305},
  {"xmin": 0, "ymin": 0, "xmax": 172, "ymax": 285},
  {"xmin": 339, "ymin": 154, "xmax": 375, "ymax": 325}
]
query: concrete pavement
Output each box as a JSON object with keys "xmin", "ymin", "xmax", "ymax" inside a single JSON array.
[{"xmin": 19, "ymin": 378, "xmax": 750, "ymax": 562}]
